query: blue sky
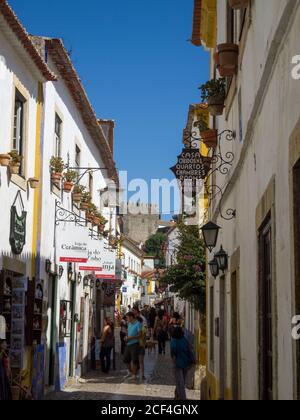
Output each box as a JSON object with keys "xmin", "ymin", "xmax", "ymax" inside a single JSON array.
[{"xmin": 9, "ymin": 0, "xmax": 209, "ymax": 217}]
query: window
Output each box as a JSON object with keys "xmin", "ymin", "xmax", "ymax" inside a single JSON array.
[
  {"xmin": 259, "ymin": 216, "xmax": 273, "ymax": 400},
  {"xmin": 54, "ymin": 114, "xmax": 62, "ymax": 157},
  {"xmin": 226, "ymin": 3, "xmax": 235, "ymax": 44},
  {"xmin": 293, "ymin": 159, "xmax": 300, "ymax": 399},
  {"xmin": 209, "ymin": 286, "xmax": 214, "ymax": 369},
  {"xmin": 89, "ymin": 173, "xmax": 93, "ymax": 197},
  {"xmin": 75, "ymin": 145, "xmax": 81, "ymax": 172},
  {"xmin": 13, "ymin": 90, "xmax": 26, "ymax": 174},
  {"xmin": 239, "ymin": 7, "xmax": 247, "ymax": 41}
]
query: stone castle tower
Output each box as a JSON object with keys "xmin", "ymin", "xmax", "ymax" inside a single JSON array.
[{"xmin": 121, "ymin": 202, "xmax": 160, "ymax": 244}]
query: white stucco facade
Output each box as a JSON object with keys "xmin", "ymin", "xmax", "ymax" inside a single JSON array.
[{"xmin": 204, "ymin": 0, "xmax": 300, "ymax": 400}]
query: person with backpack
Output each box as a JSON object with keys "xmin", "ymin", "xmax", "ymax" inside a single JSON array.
[{"xmin": 170, "ymin": 327, "xmax": 195, "ymax": 400}]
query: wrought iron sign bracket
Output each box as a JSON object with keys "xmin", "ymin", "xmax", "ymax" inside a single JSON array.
[
  {"xmin": 205, "ymin": 184, "xmax": 236, "ymax": 221},
  {"xmin": 55, "ymin": 200, "xmax": 102, "ymax": 239},
  {"xmin": 66, "ymin": 153, "xmax": 108, "ymax": 184}
]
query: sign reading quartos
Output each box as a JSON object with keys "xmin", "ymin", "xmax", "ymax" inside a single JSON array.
[{"xmin": 170, "ymin": 149, "xmax": 208, "ymax": 181}]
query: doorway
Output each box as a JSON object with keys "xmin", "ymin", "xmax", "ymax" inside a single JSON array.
[
  {"xmin": 47, "ymin": 274, "xmax": 57, "ymax": 386},
  {"xmin": 259, "ymin": 217, "xmax": 273, "ymax": 400},
  {"xmin": 219, "ymin": 276, "xmax": 226, "ymax": 400},
  {"xmin": 293, "ymin": 159, "xmax": 300, "ymax": 399},
  {"xmin": 231, "ymin": 271, "xmax": 240, "ymax": 400}
]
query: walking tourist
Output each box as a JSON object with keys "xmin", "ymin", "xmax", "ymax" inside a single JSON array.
[
  {"xmin": 137, "ymin": 317, "xmax": 147, "ymax": 381},
  {"xmin": 170, "ymin": 327, "xmax": 195, "ymax": 401},
  {"xmin": 154, "ymin": 309, "xmax": 168, "ymax": 355},
  {"xmin": 133, "ymin": 305, "xmax": 147, "ymax": 327},
  {"xmin": 120, "ymin": 315, "xmax": 128, "ymax": 355},
  {"xmin": 0, "ymin": 340, "xmax": 12, "ymax": 400},
  {"xmin": 100, "ymin": 317, "xmax": 114, "ymax": 374},
  {"xmin": 123, "ymin": 312, "xmax": 142, "ymax": 382},
  {"xmin": 149, "ymin": 307, "xmax": 157, "ymax": 337}
]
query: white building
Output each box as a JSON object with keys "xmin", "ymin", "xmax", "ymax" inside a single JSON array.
[
  {"xmin": 120, "ymin": 236, "xmax": 144, "ymax": 310},
  {"xmin": 0, "ymin": 1, "xmax": 119, "ymax": 397},
  {"xmin": 192, "ymin": 0, "xmax": 300, "ymax": 400}
]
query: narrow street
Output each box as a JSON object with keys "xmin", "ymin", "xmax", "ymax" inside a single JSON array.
[{"xmin": 45, "ymin": 331, "xmax": 200, "ymax": 401}]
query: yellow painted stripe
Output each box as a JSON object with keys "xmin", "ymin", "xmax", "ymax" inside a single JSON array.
[{"xmin": 31, "ymin": 82, "xmax": 43, "ymax": 277}]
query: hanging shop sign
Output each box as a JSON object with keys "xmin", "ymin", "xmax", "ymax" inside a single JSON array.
[
  {"xmin": 57, "ymin": 224, "xmax": 89, "ymax": 263},
  {"xmin": 10, "ymin": 206, "xmax": 27, "ymax": 255},
  {"xmin": 170, "ymin": 148, "xmax": 209, "ymax": 182},
  {"xmin": 79, "ymin": 238, "xmax": 104, "ymax": 272},
  {"xmin": 96, "ymin": 242, "xmax": 116, "ymax": 280}
]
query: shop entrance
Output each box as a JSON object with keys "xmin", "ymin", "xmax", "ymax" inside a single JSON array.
[{"xmin": 47, "ymin": 274, "xmax": 57, "ymax": 386}]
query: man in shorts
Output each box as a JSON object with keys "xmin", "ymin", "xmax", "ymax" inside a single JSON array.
[{"xmin": 123, "ymin": 312, "xmax": 141, "ymax": 382}]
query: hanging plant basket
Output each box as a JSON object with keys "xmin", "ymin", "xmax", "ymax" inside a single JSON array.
[
  {"xmin": 28, "ymin": 177, "xmax": 39, "ymax": 189},
  {"xmin": 63, "ymin": 182, "xmax": 74, "ymax": 193},
  {"xmin": 93, "ymin": 216, "xmax": 100, "ymax": 226},
  {"xmin": 51, "ymin": 172, "xmax": 62, "ymax": 186},
  {"xmin": 85, "ymin": 211, "xmax": 94, "ymax": 223},
  {"xmin": 9, "ymin": 163, "xmax": 20, "ymax": 175},
  {"xmin": 207, "ymin": 96, "xmax": 225, "ymax": 116},
  {"xmin": 0, "ymin": 154, "xmax": 11, "ymax": 167},
  {"xmin": 72, "ymin": 192, "xmax": 82, "ymax": 203},
  {"xmin": 80, "ymin": 202, "xmax": 89, "ymax": 211},
  {"xmin": 228, "ymin": 0, "xmax": 249, "ymax": 10},
  {"xmin": 217, "ymin": 43, "xmax": 239, "ymax": 76},
  {"xmin": 201, "ymin": 129, "xmax": 218, "ymax": 149}
]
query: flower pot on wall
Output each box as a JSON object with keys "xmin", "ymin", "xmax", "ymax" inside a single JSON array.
[
  {"xmin": 228, "ymin": 0, "xmax": 249, "ymax": 10},
  {"xmin": 28, "ymin": 178, "xmax": 39, "ymax": 189},
  {"xmin": 80, "ymin": 202, "xmax": 89, "ymax": 211},
  {"xmin": 98, "ymin": 224, "xmax": 105, "ymax": 234},
  {"xmin": 93, "ymin": 216, "xmax": 100, "ymax": 226},
  {"xmin": 63, "ymin": 182, "xmax": 73, "ymax": 193},
  {"xmin": 85, "ymin": 211, "xmax": 94, "ymax": 223},
  {"xmin": 201, "ymin": 129, "xmax": 218, "ymax": 149},
  {"xmin": 72, "ymin": 193, "xmax": 82, "ymax": 203},
  {"xmin": 217, "ymin": 43, "xmax": 239, "ymax": 76},
  {"xmin": 207, "ymin": 96, "xmax": 225, "ymax": 116},
  {"xmin": 51, "ymin": 172, "xmax": 62, "ymax": 187},
  {"xmin": 9, "ymin": 163, "xmax": 20, "ymax": 175},
  {"xmin": 0, "ymin": 154, "xmax": 11, "ymax": 167}
]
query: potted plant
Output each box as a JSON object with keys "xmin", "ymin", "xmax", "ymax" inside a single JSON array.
[
  {"xmin": 93, "ymin": 210, "xmax": 101, "ymax": 226},
  {"xmin": 228, "ymin": 0, "xmax": 249, "ymax": 10},
  {"xmin": 195, "ymin": 117, "xmax": 218, "ymax": 149},
  {"xmin": 0, "ymin": 153, "xmax": 11, "ymax": 167},
  {"xmin": 217, "ymin": 43, "xmax": 239, "ymax": 76},
  {"xmin": 28, "ymin": 177, "xmax": 39, "ymax": 189},
  {"xmin": 63, "ymin": 170, "xmax": 78, "ymax": 193},
  {"xmin": 86, "ymin": 202, "xmax": 97, "ymax": 223},
  {"xmin": 98, "ymin": 215, "xmax": 108, "ymax": 233},
  {"xmin": 8, "ymin": 150, "xmax": 22, "ymax": 174},
  {"xmin": 80, "ymin": 192, "xmax": 91, "ymax": 211},
  {"xmin": 50, "ymin": 156, "xmax": 65, "ymax": 186},
  {"xmin": 200, "ymin": 78, "xmax": 226, "ymax": 116},
  {"xmin": 72, "ymin": 184, "xmax": 85, "ymax": 203}
]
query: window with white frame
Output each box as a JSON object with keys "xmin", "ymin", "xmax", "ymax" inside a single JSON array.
[
  {"xmin": 54, "ymin": 113, "xmax": 62, "ymax": 157},
  {"xmin": 13, "ymin": 89, "xmax": 26, "ymax": 174}
]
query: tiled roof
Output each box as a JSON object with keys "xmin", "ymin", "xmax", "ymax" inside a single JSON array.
[
  {"xmin": 0, "ymin": 0, "xmax": 56, "ymax": 81},
  {"xmin": 44, "ymin": 38, "xmax": 119, "ymax": 184},
  {"xmin": 191, "ymin": 0, "xmax": 202, "ymax": 47}
]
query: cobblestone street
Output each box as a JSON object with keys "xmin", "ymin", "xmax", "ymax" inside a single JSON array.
[{"xmin": 45, "ymin": 336, "xmax": 201, "ymax": 401}]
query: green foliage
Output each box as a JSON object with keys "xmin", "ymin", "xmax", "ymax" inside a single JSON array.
[
  {"xmin": 160, "ymin": 222, "xmax": 206, "ymax": 313},
  {"xmin": 144, "ymin": 233, "xmax": 167, "ymax": 267},
  {"xmin": 200, "ymin": 78, "xmax": 226, "ymax": 102},
  {"xmin": 9, "ymin": 150, "xmax": 23, "ymax": 164},
  {"xmin": 50, "ymin": 156, "xmax": 65, "ymax": 173}
]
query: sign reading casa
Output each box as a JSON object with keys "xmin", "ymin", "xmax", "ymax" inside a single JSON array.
[{"xmin": 57, "ymin": 224, "xmax": 89, "ymax": 263}]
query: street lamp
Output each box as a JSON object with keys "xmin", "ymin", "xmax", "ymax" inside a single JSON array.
[
  {"xmin": 215, "ymin": 245, "xmax": 228, "ymax": 272},
  {"xmin": 201, "ymin": 221, "xmax": 221, "ymax": 252},
  {"xmin": 58, "ymin": 265, "xmax": 64, "ymax": 278},
  {"xmin": 96, "ymin": 279, "xmax": 101, "ymax": 290},
  {"xmin": 90, "ymin": 278, "xmax": 95, "ymax": 289},
  {"xmin": 83, "ymin": 276, "xmax": 90, "ymax": 288},
  {"xmin": 45, "ymin": 259, "xmax": 52, "ymax": 274},
  {"xmin": 77, "ymin": 272, "xmax": 82, "ymax": 285},
  {"xmin": 67, "ymin": 263, "xmax": 74, "ymax": 282},
  {"xmin": 209, "ymin": 258, "xmax": 219, "ymax": 279}
]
